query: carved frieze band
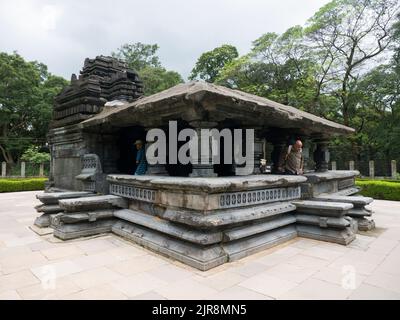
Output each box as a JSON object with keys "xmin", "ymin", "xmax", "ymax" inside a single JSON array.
[
  {"xmin": 110, "ymin": 184, "xmax": 156, "ymax": 203},
  {"xmin": 219, "ymin": 186, "xmax": 301, "ymax": 208}
]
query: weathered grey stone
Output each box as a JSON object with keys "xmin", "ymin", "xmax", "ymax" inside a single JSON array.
[
  {"xmin": 34, "ymin": 214, "xmax": 52, "ymax": 228},
  {"xmin": 334, "ymin": 187, "xmax": 361, "ymax": 196},
  {"xmin": 35, "ymin": 204, "xmax": 63, "ymax": 214},
  {"xmin": 315, "ymin": 194, "xmax": 373, "ymax": 207},
  {"xmin": 159, "ymin": 202, "xmax": 296, "ymax": 227},
  {"xmin": 51, "ymin": 210, "xmax": 114, "ymax": 225},
  {"xmin": 296, "ymin": 219, "xmax": 357, "ymax": 245},
  {"xmin": 347, "ymin": 208, "xmax": 373, "ymax": 217},
  {"xmin": 53, "ymin": 219, "xmax": 115, "ymax": 240},
  {"xmin": 304, "ymin": 170, "xmax": 360, "ymax": 184},
  {"xmin": 223, "ymin": 215, "xmax": 296, "ymax": 241},
  {"xmin": 353, "ymin": 217, "xmax": 376, "ymax": 231},
  {"xmin": 82, "ymin": 82, "xmax": 354, "ymax": 136},
  {"xmin": 107, "ymin": 174, "xmax": 307, "ymax": 193},
  {"xmin": 112, "ymin": 221, "xmax": 228, "ymax": 271},
  {"xmin": 222, "ymin": 225, "xmax": 298, "ymax": 261},
  {"xmin": 114, "ymin": 209, "xmax": 223, "ymax": 245},
  {"xmin": 292, "ymin": 200, "xmax": 353, "ymax": 217},
  {"xmin": 59, "ymin": 195, "xmax": 128, "ymax": 212},
  {"xmin": 36, "ymin": 191, "xmax": 95, "ymax": 205},
  {"xmin": 295, "ymin": 214, "xmax": 351, "ymax": 229}
]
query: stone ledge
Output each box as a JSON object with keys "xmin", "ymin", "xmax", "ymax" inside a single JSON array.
[
  {"xmin": 107, "ymin": 174, "xmax": 307, "ymax": 193},
  {"xmin": 304, "ymin": 170, "xmax": 359, "ymax": 183}
]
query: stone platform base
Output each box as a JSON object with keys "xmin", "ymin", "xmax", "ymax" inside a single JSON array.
[
  {"xmin": 33, "ymin": 172, "xmax": 376, "ymax": 271},
  {"xmin": 112, "ymin": 220, "xmax": 297, "ymax": 271}
]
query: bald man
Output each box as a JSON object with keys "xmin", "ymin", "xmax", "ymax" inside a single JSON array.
[{"xmin": 283, "ymin": 140, "xmax": 304, "ymax": 175}]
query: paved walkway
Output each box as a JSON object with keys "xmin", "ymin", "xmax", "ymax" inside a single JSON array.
[{"xmin": 0, "ymin": 191, "xmax": 400, "ymax": 300}]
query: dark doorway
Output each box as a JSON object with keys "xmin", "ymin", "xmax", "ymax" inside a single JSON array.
[{"xmin": 117, "ymin": 126, "xmax": 146, "ymax": 174}]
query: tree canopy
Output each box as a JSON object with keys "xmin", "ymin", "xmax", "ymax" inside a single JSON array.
[
  {"xmin": 189, "ymin": 44, "xmax": 239, "ymax": 82},
  {"xmin": 0, "ymin": 52, "xmax": 68, "ymax": 164},
  {"xmin": 211, "ymin": 0, "xmax": 400, "ymax": 165},
  {"xmin": 112, "ymin": 42, "xmax": 183, "ymax": 96}
]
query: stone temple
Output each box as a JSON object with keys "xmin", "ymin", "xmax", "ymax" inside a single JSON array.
[{"xmin": 33, "ymin": 56, "xmax": 375, "ymax": 270}]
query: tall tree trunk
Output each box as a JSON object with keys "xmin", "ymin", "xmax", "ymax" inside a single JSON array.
[{"xmin": 0, "ymin": 144, "xmax": 14, "ymax": 164}]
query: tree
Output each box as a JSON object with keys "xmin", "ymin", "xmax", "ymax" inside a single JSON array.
[
  {"xmin": 20, "ymin": 145, "xmax": 50, "ymax": 164},
  {"xmin": 0, "ymin": 52, "xmax": 68, "ymax": 164},
  {"xmin": 112, "ymin": 42, "xmax": 183, "ymax": 95},
  {"xmin": 305, "ymin": 0, "xmax": 400, "ymax": 126},
  {"xmin": 112, "ymin": 43, "xmax": 161, "ymax": 71},
  {"xmin": 216, "ymin": 28, "xmax": 321, "ymax": 113},
  {"xmin": 139, "ymin": 66, "xmax": 183, "ymax": 96},
  {"xmin": 189, "ymin": 44, "xmax": 239, "ymax": 82}
]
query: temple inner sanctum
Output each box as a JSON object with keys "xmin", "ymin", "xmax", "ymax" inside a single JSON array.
[{"xmin": 33, "ymin": 56, "xmax": 374, "ymax": 270}]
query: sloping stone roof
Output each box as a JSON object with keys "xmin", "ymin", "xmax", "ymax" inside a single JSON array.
[{"xmin": 80, "ymin": 81, "xmax": 354, "ymax": 135}]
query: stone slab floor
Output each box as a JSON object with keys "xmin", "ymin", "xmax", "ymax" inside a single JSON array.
[{"xmin": 1, "ymin": 191, "xmax": 400, "ymax": 300}]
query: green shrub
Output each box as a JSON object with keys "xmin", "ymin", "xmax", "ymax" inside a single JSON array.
[
  {"xmin": 0, "ymin": 178, "xmax": 48, "ymax": 193},
  {"xmin": 356, "ymin": 179, "xmax": 400, "ymax": 201}
]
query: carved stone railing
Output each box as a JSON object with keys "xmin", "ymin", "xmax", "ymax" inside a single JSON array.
[{"xmin": 75, "ymin": 154, "xmax": 106, "ymax": 193}]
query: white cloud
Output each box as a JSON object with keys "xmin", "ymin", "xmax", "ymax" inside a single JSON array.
[{"xmin": 0, "ymin": 0, "xmax": 331, "ymax": 80}]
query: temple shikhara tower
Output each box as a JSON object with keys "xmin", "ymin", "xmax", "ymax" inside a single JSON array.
[{"xmin": 33, "ymin": 56, "xmax": 375, "ymax": 270}]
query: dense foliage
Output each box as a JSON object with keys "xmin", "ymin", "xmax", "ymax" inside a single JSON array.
[
  {"xmin": 356, "ymin": 179, "xmax": 400, "ymax": 201},
  {"xmin": 192, "ymin": 0, "xmax": 400, "ymax": 165},
  {"xmin": 20, "ymin": 145, "xmax": 50, "ymax": 164},
  {"xmin": 189, "ymin": 44, "xmax": 239, "ymax": 82},
  {"xmin": 0, "ymin": 52, "xmax": 68, "ymax": 164}
]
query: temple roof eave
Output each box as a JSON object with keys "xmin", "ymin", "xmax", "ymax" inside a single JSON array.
[{"xmin": 79, "ymin": 82, "xmax": 355, "ymax": 137}]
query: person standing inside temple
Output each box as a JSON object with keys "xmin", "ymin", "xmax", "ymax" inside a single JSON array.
[
  {"xmin": 134, "ymin": 140, "xmax": 147, "ymax": 175},
  {"xmin": 278, "ymin": 139, "xmax": 304, "ymax": 175}
]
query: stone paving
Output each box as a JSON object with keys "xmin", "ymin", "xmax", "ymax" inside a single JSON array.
[{"xmin": 1, "ymin": 191, "xmax": 400, "ymax": 300}]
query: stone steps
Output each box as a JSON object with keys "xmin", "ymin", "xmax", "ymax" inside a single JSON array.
[
  {"xmin": 36, "ymin": 191, "xmax": 96, "ymax": 205},
  {"xmin": 114, "ymin": 209, "xmax": 223, "ymax": 245},
  {"xmin": 222, "ymin": 225, "xmax": 297, "ymax": 261},
  {"xmin": 34, "ymin": 191, "xmax": 96, "ymax": 228},
  {"xmin": 292, "ymin": 200, "xmax": 353, "ymax": 217},
  {"xmin": 112, "ymin": 221, "xmax": 228, "ymax": 271},
  {"xmin": 50, "ymin": 195, "xmax": 127, "ymax": 240},
  {"xmin": 295, "ymin": 214, "xmax": 351, "ymax": 229},
  {"xmin": 292, "ymin": 200, "xmax": 356, "ymax": 245},
  {"xmin": 314, "ymin": 194, "xmax": 373, "ymax": 207},
  {"xmin": 159, "ymin": 201, "xmax": 296, "ymax": 227},
  {"xmin": 312, "ymin": 194, "xmax": 375, "ymax": 232},
  {"xmin": 223, "ymin": 215, "xmax": 296, "ymax": 241},
  {"xmin": 59, "ymin": 195, "xmax": 128, "ymax": 212}
]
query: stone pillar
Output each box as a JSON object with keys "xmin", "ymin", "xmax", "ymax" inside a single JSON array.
[
  {"xmin": 145, "ymin": 127, "xmax": 168, "ymax": 176},
  {"xmin": 189, "ymin": 121, "xmax": 217, "ymax": 177},
  {"xmin": 392, "ymin": 160, "xmax": 397, "ymax": 179},
  {"xmin": 270, "ymin": 139, "xmax": 287, "ymax": 173},
  {"xmin": 369, "ymin": 160, "xmax": 375, "ymax": 178},
  {"xmin": 349, "ymin": 160, "xmax": 355, "ymax": 171},
  {"xmin": 313, "ymin": 138, "xmax": 330, "ymax": 172},
  {"xmin": 1, "ymin": 161, "xmax": 6, "ymax": 177},
  {"xmin": 39, "ymin": 163, "xmax": 44, "ymax": 177},
  {"xmin": 331, "ymin": 161, "xmax": 337, "ymax": 171},
  {"xmin": 21, "ymin": 161, "xmax": 26, "ymax": 178},
  {"xmin": 253, "ymin": 132, "xmax": 263, "ymax": 174}
]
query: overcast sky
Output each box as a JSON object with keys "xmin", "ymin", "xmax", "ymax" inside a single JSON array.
[{"xmin": 0, "ymin": 0, "xmax": 331, "ymax": 80}]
